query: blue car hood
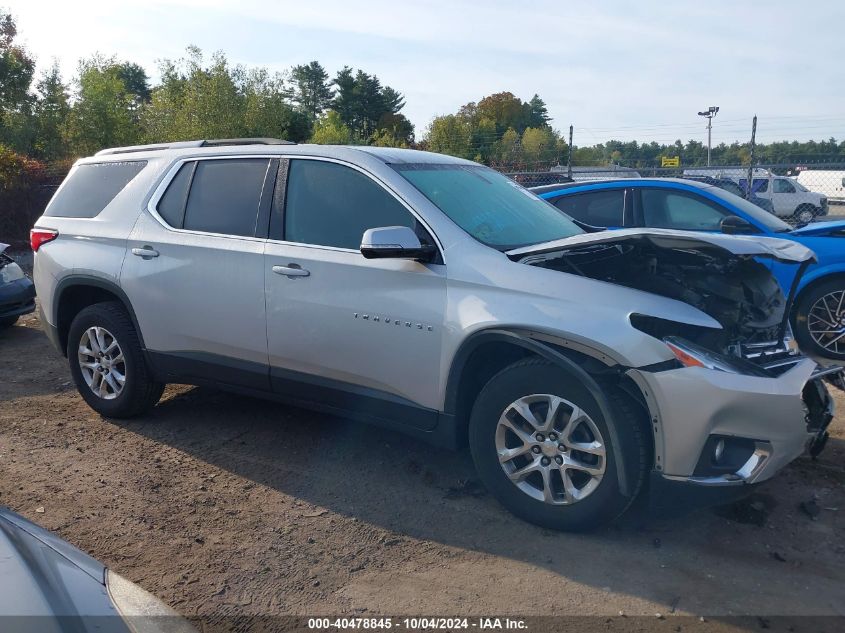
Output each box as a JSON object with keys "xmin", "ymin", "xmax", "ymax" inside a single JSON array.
[{"xmin": 789, "ymin": 220, "xmax": 845, "ymax": 237}]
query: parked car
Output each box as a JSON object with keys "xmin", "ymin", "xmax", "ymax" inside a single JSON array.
[
  {"xmin": 683, "ymin": 168, "xmax": 828, "ymax": 223},
  {"xmin": 0, "ymin": 506, "xmax": 195, "ymax": 632},
  {"xmin": 0, "ymin": 243, "xmax": 35, "ymax": 328},
  {"xmin": 796, "ymin": 169, "xmax": 845, "ymax": 205},
  {"xmin": 533, "ymin": 178, "xmax": 845, "ymax": 361},
  {"xmin": 31, "ymin": 140, "xmax": 837, "ymax": 531},
  {"xmin": 681, "ymin": 174, "xmax": 774, "ymax": 214},
  {"xmin": 736, "ymin": 175, "xmax": 828, "ymax": 223}
]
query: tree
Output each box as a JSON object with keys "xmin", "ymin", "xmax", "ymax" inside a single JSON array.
[
  {"xmin": 426, "ymin": 114, "xmax": 472, "ymax": 159},
  {"xmin": 521, "ymin": 127, "xmax": 557, "ymax": 165},
  {"xmin": 65, "ymin": 56, "xmax": 141, "ymax": 155},
  {"xmin": 524, "ymin": 94, "xmax": 550, "ymax": 129},
  {"xmin": 310, "ymin": 110, "xmax": 352, "ymax": 144},
  {"xmin": 290, "ymin": 61, "xmax": 333, "ymax": 120},
  {"xmin": 375, "ymin": 112, "xmax": 414, "ymax": 146},
  {"xmin": 32, "ymin": 62, "xmax": 70, "ymax": 160},
  {"xmin": 0, "ymin": 12, "xmax": 34, "ymax": 114}
]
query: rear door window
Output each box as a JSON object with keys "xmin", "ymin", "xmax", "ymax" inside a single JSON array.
[
  {"xmin": 44, "ymin": 161, "xmax": 146, "ymax": 218},
  {"xmin": 552, "ymin": 189, "xmax": 624, "ymax": 227},
  {"xmin": 177, "ymin": 159, "xmax": 271, "ymax": 237}
]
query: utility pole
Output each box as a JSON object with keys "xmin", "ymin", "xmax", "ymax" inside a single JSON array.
[
  {"xmin": 697, "ymin": 106, "xmax": 719, "ymax": 166},
  {"xmin": 567, "ymin": 125, "xmax": 573, "ymax": 180},
  {"xmin": 746, "ymin": 115, "xmax": 757, "ymax": 201}
]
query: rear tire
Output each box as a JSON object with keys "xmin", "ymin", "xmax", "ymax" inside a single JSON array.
[
  {"xmin": 468, "ymin": 358, "xmax": 648, "ymax": 531},
  {"xmin": 67, "ymin": 301, "xmax": 164, "ymax": 418},
  {"xmin": 0, "ymin": 315, "xmax": 18, "ymax": 329},
  {"xmin": 794, "ymin": 278, "xmax": 845, "ymax": 360}
]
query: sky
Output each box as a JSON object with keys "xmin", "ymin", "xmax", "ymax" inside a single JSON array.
[{"xmin": 6, "ymin": 0, "xmax": 845, "ymax": 145}]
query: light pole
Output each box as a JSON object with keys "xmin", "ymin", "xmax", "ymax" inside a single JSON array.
[{"xmin": 697, "ymin": 106, "xmax": 719, "ymax": 166}]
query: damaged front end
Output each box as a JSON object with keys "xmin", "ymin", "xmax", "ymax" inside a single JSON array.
[{"xmin": 508, "ymin": 228, "xmax": 841, "ymax": 460}]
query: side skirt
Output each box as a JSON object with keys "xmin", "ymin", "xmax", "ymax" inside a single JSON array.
[{"xmin": 145, "ymin": 350, "xmax": 459, "ymax": 450}]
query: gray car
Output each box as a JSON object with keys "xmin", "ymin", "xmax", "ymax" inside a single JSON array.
[
  {"xmin": 31, "ymin": 140, "xmax": 838, "ymax": 530},
  {"xmin": 0, "ymin": 507, "xmax": 195, "ymax": 633}
]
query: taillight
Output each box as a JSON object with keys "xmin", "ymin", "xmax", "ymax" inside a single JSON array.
[{"xmin": 31, "ymin": 228, "xmax": 58, "ymax": 252}]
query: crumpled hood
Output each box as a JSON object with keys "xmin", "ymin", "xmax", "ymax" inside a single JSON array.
[
  {"xmin": 506, "ymin": 227, "xmax": 816, "ymax": 264},
  {"xmin": 789, "ymin": 219, "xmax": 845, "ymax": 237}
]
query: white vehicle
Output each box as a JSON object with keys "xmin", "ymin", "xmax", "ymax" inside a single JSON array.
[
  {"xmin": 684, "ymin": 168, "xmax": 829, "ymax": 223},
  {"xmin": 796, "ymin": 170, "xmax": 845, "ymax": 205}
]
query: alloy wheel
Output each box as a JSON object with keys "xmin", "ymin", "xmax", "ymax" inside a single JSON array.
[
  {"xmin": 495, "ymin": 394, "xmax": 606, "ymax": 505},
  {"xmin": 77, "ymin": 326, "xmax": 126, "ymax": 400},
  {"xmin": 807, "ymin": 290, "xmax": 845, "ymax": 355}
]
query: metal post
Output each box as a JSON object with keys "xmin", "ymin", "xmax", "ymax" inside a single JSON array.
[
  {"xmin": 697, "ymin": 106, "xmax": 719, "ymax": 167},
  {"xmin": 567, "ymin": 125, "xmax": 573, "ymax": 180},
  {"xmin": 746, "ymin": 115, "xmax": 757, "ymax": 201}
]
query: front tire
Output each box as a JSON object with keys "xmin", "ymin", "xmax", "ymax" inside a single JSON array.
[
  {"xmin": 794, "ymin": 279, "xmax": 845, "ymax": 360},
  {"xmin": 792, "ymin": 204, "xmax": 817, "ymax": 225},
  {"xmin": 67, "ymin": 301, "xmax": 164, "ymax": 418},
  {"xmin": 468, "ymin": 358, "xmax": 648, "ymax": 531}
]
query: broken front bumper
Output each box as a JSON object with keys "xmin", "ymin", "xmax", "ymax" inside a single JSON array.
[{"xmin": 627, "ymin": 358, "xmax": 838, "ymax": 488}]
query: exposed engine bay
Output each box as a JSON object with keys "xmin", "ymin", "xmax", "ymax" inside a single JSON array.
[{"xmin": 523, "ymin": 240, "xmax": 789, "ymax": 356}]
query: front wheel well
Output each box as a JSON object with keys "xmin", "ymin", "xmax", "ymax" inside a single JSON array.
[
  {"xmin": 448, "ymin": 337, "xmax": 652, "ymax": 455},
  {"xmin": 55, "ymin": 284, "xmax": 130, "ymax": 356}
]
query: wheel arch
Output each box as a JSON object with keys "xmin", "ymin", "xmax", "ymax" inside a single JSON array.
[
  {"xmin": 53, "ymin": 275, "xmax": 145, "ymax": 357},
  {"xmin": 444, "ymin": 328, "xmax": 648, "ymax": 497}
]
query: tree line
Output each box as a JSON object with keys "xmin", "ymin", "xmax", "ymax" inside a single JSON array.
[
  {"xmin": 1, "ymin": 10, "xmax": 844, "ymax": 170},
  {"xmin": 0, "ymin": 12, "xmax": 414, "ymax": 162}
]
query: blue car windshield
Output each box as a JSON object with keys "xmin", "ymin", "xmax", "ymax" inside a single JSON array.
[
  {"xmin": 392, "ymin": 164, "xmax": 583, "ymax": 249},
  {"xmin": 704, "ymin": 186, "xmax": 793, "ymax": 233}
]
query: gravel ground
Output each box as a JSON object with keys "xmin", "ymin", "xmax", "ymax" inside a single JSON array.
[{"xmin": 1, "ymin": 307, "xmax": 844, "ymax": 628}]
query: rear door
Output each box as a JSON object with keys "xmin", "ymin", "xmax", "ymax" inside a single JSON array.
[{"xmin": 121, "ymin": 156, "xmax": 275, "ymax": 389}]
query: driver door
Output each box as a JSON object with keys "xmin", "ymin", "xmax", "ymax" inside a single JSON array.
[{"xmin": 263, "ymin": 158, "xmax": 447, "ymax": 428}]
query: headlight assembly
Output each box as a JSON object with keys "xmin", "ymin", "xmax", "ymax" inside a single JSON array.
[
  {"xmin": 106, "ymin": 570, "xmax": 197, "ymax": 633},
  {"xmin": 0, "ymin": 262, "xmax": 25, "ymax": 283},
  {"xmin": 663, "ymin": 336, "xmax": 770, "ymax": 377}
]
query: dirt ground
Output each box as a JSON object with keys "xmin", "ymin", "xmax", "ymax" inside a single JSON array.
[{"xmin": 1, "ymin": 304, "xmax": 844, "ymax": 626}]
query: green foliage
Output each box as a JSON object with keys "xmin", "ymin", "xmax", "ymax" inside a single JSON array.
[
  {"xmin": 331, "ymin": 67, "xmax": 411, "ymax": 141},
  {"xmin": 290, "ymin": 61, "xmax": 333, "ymax": 120},
  {"xmin": 32, "ymin": 63, "xmax": 70, "ymax": 161},
  {"xmin": 143, "ymin": 48, "xmax": 311, "ymax": 144},
  {"xmin": 0, "ymin": 12, "xmax": 34, "ymax": 113},
  {"xmin": 426, "ymin": 114, "xmax": 473, "ymax": 159},
  {"xmin": 65, "ymin": 55, "xmax": 142, "ymax": 156},
  {"xmin": 310, "ymin": 111, "xmax": 352, "ymax": 144}
]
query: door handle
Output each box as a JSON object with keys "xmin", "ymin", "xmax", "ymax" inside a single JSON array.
[
  {"xmin": 272, "ymin": 264, "xmax": 310, "ymax": 278},
  {"xmin": 131, "ymin": 246, "xmax": 159, "ymax": 259}
]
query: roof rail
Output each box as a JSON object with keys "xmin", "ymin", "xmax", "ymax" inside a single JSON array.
[{"xmin": 95, "ymin": 138, "xmax": 295, "ymax": 156}]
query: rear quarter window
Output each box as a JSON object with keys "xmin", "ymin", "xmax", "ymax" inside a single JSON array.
[{"xmin": 44, "ymin": 161, "xmax": 147, "ymax": 218}]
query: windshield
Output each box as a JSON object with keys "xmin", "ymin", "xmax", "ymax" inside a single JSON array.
[
  {"xmin": 704, "ymin": 185, "xmax": 793, "ymax": 232},
  {"xmin": 392, "ymin": 163, "xmax": 583, "ymax": 249},
  {"xmin": 794, "ymin": 180, "xmax": 810, "ymax": 192}
]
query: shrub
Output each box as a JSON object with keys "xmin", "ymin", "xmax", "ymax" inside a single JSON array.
[{"xmin": 0, "ymin": 145, "xmax": 68, "ymax": 245}]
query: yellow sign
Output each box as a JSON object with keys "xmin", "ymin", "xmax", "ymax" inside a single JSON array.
[{"xmin": 661, "ymin": 156, "xmax": 680, "ymax": 167}]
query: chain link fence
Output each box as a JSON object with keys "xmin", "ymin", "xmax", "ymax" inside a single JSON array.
[{"xmin": 501, "ymin": 162, "xmax": 845, "ymax": 225}]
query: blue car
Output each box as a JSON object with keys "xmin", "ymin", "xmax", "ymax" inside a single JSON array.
[{"xmin": 531, "ymin": 178, "xmax": 845, "ymax": 360}]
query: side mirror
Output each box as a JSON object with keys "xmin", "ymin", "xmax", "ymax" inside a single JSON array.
[
  {"xmin": 720, "ymin": 215, "xmax": 756, "ymax": 235},
  {"xmin": 360, "ymin": 226, "xmax": 436, "ymax": 261}
]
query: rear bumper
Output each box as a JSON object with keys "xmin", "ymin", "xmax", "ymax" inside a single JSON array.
[
  {"xmin": 38, "ymin": 304, "xmax": 64, "ymax": 354},
  {"xmin": 628, "ymin": 358, "xmax": 829, "ymax": 485},
  {"xmin": 0, "ymin": 277, "xmax": 36, "ymax": 319}
]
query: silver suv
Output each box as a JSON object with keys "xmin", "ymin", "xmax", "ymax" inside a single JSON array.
[{"xmin": 32, "ymin": 139, "xmax": 837, "ymax": 530}]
